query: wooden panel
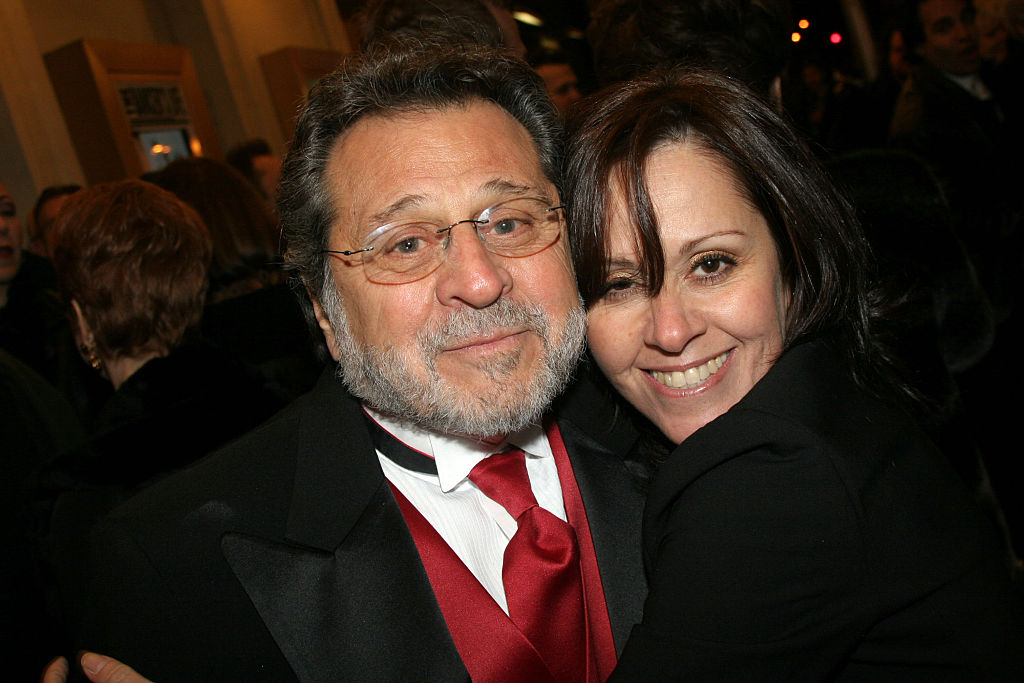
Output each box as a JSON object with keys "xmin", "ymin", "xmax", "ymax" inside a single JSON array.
[
  {"xmin": 260, "ymin": 46, "xmax": 344, "ymax": 143},
  {"xmin": 43, "ymin": 39, "xmax": 222, "ymax": 185}
]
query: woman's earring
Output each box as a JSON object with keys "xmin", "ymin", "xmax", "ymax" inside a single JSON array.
[{"xmin": 80, "ymin": 343, "xmax": 104, "ymax": 372}]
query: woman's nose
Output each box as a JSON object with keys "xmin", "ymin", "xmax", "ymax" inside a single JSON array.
[{"xmin": 644, "ymin": 291, "xmax": 705, "ymax": 353}]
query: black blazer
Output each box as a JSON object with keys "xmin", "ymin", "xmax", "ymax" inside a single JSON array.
[
  {"xmin": 73, "ymin": 370, "xmax": 648, "ymax": 682},
  {"xmin": 610, "ymin": 341, "xmax": 1023, "ymax": 681}
]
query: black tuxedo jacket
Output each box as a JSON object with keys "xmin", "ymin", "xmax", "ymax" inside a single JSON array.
[{"xmin": 73, "ymin": 370, "xmax": 647, "ymax": 681}]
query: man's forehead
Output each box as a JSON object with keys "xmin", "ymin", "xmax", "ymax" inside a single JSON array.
[{"xmin": 323, "ymin": 103, "xmax": 552, "ymax": 238}]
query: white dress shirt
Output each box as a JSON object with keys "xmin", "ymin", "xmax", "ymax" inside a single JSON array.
[{"xmin": 367, "ymin": 408, "xmax": 566, "ymax": 613}]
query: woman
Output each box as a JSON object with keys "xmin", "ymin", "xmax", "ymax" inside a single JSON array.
[
  {"xmin": 42, "ymin": 180, "xmax": 283, "ymax": 568},
  {"xmin": 152, "ymin": 157, "xmax": 321, "ymax": 401},
  {"xmin": 565, "ymin": 68, "xmax": 1021, "ymax": 679}
]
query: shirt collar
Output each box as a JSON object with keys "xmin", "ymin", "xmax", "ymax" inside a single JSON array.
[
  {"xmin": 944, "ymin": 71, "xmax": 992, "ymax": 100},
  {"xmin": 364, "ymin": 407, "xmax": 551, "ymax": 492}
]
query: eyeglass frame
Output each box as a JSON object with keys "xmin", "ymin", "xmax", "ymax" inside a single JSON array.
[{"xmin": 320, "ymin": 197, "xmax": 565, "ymax": 284}]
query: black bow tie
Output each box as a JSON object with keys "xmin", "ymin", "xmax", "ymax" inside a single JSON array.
[{"xmin": 364, "ymin": 413, "xmax": 439, "ymax": 476}]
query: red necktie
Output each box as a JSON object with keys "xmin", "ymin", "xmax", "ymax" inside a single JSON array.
[{"xmin": 469, "ymin": 449, "xmax": 588, "ymax": 683}]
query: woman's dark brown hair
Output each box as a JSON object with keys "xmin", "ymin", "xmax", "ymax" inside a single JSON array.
[
  {"xmin": 50, "ymin": 179, "xmax": 212, "ymax": 360},
  {"xmin": 565, "ymin": 67, "xmax": 889, "ymax": 391}
]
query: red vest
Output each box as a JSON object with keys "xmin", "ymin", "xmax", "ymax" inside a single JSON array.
[{"xmin": 388, "ymin": 421, "xmax": 617, "ymax": 682}]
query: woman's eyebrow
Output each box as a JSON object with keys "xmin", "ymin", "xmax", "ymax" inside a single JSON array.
[{"xmin": 675, "ymin": 230, "xmax": 746, "ymax": 255}]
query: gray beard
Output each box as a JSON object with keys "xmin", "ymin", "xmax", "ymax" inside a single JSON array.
[{"xmin": 321, "ymin": 283, "xmax": 586, "ymax": 439}]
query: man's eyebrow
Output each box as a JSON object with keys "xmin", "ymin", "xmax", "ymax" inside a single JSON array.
[
  {"xmin": 363, "ymin": 179, "xmax": 553, "ymax": 229},
  {"xmin": 482, "ymin": 179, "xmax": 553, "ymax": 203},
  {"xmin": 367, "ymin": 194, "xmax": 428, "ymax": 226}
]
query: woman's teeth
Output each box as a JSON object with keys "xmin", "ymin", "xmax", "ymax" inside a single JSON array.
[{"xmin": 650, "ymin": 352, "xmax": 730, "ymax": 389}]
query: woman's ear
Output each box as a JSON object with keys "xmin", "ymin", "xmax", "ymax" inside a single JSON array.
[{"xmin": 70, "ymin": 299, "xmax": 92, "ymax": 346}]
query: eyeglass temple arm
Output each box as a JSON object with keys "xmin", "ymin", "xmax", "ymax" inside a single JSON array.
[{"xmin": 322, "ymin": 247, "xmax": 372, "ymax": 255}]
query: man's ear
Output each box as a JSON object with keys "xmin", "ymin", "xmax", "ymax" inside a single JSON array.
[{"xmin": 310, "ymin": 295, "xmax": 342, "ymax": 362}]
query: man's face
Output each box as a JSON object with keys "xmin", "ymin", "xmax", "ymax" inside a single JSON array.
[
  {"xmin": 313, "ymin": 102, "xmax": 584, "ymax": 439},
  {"xmin": 536, "ymin": 63, "xmax": 582, "ymax": 118},
  {"xmin": 917, "ymin": 0, "xmax": 981, "ymax": 75},
  {"xmin": 34, "ymin": 193, "xmax": 74, "ymax": 258}
]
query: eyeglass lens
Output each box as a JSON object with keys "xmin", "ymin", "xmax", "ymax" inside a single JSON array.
[{"xmin": 354, "ymin": 198, "xmax": 562, "ymax": 284}]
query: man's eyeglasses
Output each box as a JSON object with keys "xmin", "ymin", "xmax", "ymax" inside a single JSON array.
[{"xmin": 322, "ymin": 197, "xmax": 564, "ymax": 284}]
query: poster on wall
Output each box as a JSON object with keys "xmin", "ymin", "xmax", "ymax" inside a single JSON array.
[{"xmin": 117, "ymin": 82, "xmax": 201, "ymax": 172}]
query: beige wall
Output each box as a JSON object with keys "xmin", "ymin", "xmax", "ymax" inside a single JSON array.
[
  {"xmin": 0, "ymin": 0, "xmax": 352, "ymax": 221},
  {"xmin": 24, "ymin": 0, "xmax": 158, "ymax": 54}
]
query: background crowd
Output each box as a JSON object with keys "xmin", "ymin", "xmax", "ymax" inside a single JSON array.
[{"xmin": 2, "ymin": 0, "xmax": 1022, "ymax": 680}]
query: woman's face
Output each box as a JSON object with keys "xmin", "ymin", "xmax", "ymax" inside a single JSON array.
[
  {"xmin": 586, "ymin": 143, "xmax": 789, "ymax": 443},
  {"xmin": 0, "ymin": 180, "xmax": 24, "ymax": 304}
]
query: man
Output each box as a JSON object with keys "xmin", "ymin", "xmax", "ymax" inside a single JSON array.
[
  {"xmin": 890, "ymin": 0, "xmax": 1020, "ymax": 283},
  {"xmin": 891, "ymin": 0, "xmax": 1024, "ymax": 565},
  {"xmin": 587, "ymin": 0, "xmax": 789, "ymax": 104},
  {"xmin": 29, "ymin": 184, "xmax": 81, "ymax": 258},
  {"xmin": 359, "ymin": 0, "xmax": 526, "ymax": 57},
  {"xmin": 531, "ymin": 52, "xmax": 583, "ymax": 118},
  {"xmin": 0, "ymin": 179, "xmax": 25, "ymax": 311},
  {"xmin": 0, "ymin": 179, "xmax": 67, "ymax": 387},
  {"xmin": 68, "ymin": 43, "xmax": 646, "ymax": 681},
  {"xmin": 225, "ymin": 139, "xmax": 282, "ymax": 205}
]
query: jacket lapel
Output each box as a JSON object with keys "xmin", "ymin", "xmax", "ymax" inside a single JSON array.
[
  {"xmin": 553, "ymin": 366, "xmax": 649, "ymax": 653},
  {"xmin": 559, "ymin": 417, "xmax": 648, "ymax": 653},
  {"xmin": 223, "ymin": 372, "xmax": 468, "ymax": 682}
]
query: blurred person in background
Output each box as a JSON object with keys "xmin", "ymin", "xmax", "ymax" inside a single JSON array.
[
  {"xmin": 152, "ymin": 157, "xmax": 282, "ymax": 302},
  {"xmin": 358, "ymin": 0, "xmax": 525, "ymax": 56},
  {"xmin": 29, "ymin": 184, "xmax": 81, "ymax": 259},
  {"xmin": 40, "ymin": 180, "xmax": 283, "ymax": 591},
  {"xmin": 587, "ymin": 0, "xmax": 790, "ymax": 105},
  {"xmin": 152, "ymin": 156, "xmax": 321, "ymax": 401},
  {"xmin": 0, "ymin": 179, "xmax": 67, "ymax": 386},
  {"xmin": 225, "ymin": 138, "xmax": 282, "ymax": 209},
  {"xmin": 530, "ymin": 49, "xmax": 583, "ymax": 118}
]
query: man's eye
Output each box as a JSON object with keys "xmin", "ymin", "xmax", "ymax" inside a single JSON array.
[
  {"xmin": 378, "ymin": 224, "xmax": 437, "ymax": 255},
  {"xmin": 382, "ymin": 231, "xmax": 431, "ymax": 254},
  {"xmin": 392, "ymin": 237, "xmax": 424, "ymax": 253},
  {"xmin": 492, "ymin": 217, "xmax": 525, "ymax": 235}
]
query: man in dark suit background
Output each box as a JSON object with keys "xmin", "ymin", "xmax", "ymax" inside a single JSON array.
[{"xmin": 61, "ymin": 42, "xmax": 646, "ymax": 682}]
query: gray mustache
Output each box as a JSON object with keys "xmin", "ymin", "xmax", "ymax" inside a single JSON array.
[{"xmin": 418, "ymin": 299, "xmax": 549, "ymax": 354}]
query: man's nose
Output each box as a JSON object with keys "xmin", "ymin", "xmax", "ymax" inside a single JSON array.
[
  {"xmin": 434, "ymin": 222, "xmax": 512, "ymax": 308},
  {"xmin": 643, "ymin": 290, "xmax": 706, "ymax": 353}
]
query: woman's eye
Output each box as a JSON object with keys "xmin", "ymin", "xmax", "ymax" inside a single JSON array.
[
  {"xmin": 599, "ymin": 275, "xmax": 642, "ymax": 299},
  {"xmin": 691, "ymin": 253, "xmax": 734, "ymax": 278}
]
